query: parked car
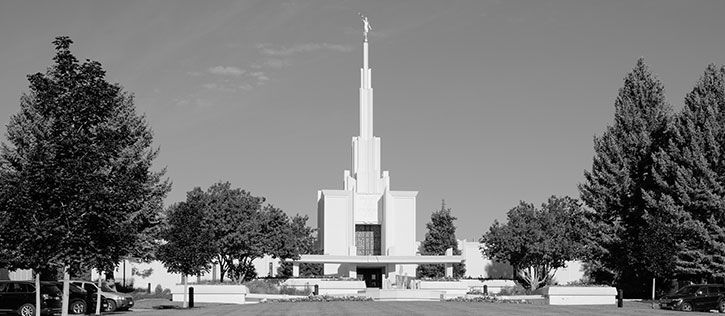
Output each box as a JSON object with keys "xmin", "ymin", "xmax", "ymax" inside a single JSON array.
[
  {"xmin": 70, "ymin": 281, "xmax": 133, "ymax": 312},
  {"xmin": 659, "ymin": 284, "xmax": 725, "ymax": 312},
  {"xmin": 0, "ymin": 280, "xmax": 62, "ymax": 316},
  {"xmin": 43, "ymin": 282, "xmax": 108, "ymax": 315}
]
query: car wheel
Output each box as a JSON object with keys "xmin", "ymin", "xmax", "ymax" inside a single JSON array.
[
  {"xmin": 681, "ymin": 302, "xmax": 693, "ymax": 312},
  {"xmin": 70, "ymin": 300, "xmax": 87, "ymax": 314},
  {"xmin": 105, "ymin": 299, "xmax": 117, "ymax": 312},
  {"xmin": 17, "ymin": 303, "xmax": 35, "ymax": 316},
  {"xmin": 719, "ymin": 300, "xmax": 725, "ymax": 313}
]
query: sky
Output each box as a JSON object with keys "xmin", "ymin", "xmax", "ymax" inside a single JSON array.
[{"xmin": 1, "ymin": 0, "xmax": 724, "ymax": 241}]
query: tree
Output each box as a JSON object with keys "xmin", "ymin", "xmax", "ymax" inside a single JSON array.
[
  {"xmin": 481, "ymin": 196, "xmax": 591, "ymax": 291},
  {"xmin": 277, "ymin": 235, "xmax": 323, "ymax": 278},
  {"xmin": 195, "ymin": 182, "xmax": 316, "ymax": 282},
  {"xmin": 157, "ymin": 190, "xmax": 216, "ymax": 308},
  {"xmin": 0, "ymin": 36, "xmax": 169, "ymax": 313},
  {"xmin": 204, "ymin": 182, "xmax": 265, "ymax": 282},
  {"xmin": 645, "ymin": 64, "xmax": 725, "ymax": 282},
  {"xmin": 417, "ymin": 200, "xmax": 465, "ymax": 278},
  {"xmin": 579, "ymin": 58, "xmax": 673, "ymax": 294}
]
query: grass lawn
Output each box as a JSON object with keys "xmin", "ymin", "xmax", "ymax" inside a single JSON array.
[{"xmin": 131, "ymin": 301, "xmax": 691, "ymax": 316}]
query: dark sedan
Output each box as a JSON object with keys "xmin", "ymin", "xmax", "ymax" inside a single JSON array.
[{"xmin": 660, "ymin": 284, "xmax": 725, "ymax": 312}]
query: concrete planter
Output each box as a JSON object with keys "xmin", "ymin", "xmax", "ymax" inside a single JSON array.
[
  {"xmin": 282, "ymin": 278, "xmax": 366, "ymax": 295},
  {"xmin": 543, "ymin": 286, "xmax": 617, "ymax": 305},
  {"xmin": 171, "ymin": 284, "xmax": 248, "ymax": 305}
]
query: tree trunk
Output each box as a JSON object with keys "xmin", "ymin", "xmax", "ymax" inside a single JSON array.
[
  {"xmin": 183, "ymin": 275, "xmax": 188, "ymax": 308},
  {"xmin": 61, "ymin": 267, "xmax": 70, "ymax": 316},
  {"xmin": 95, "ymin": 271, "xmax": 103, "ymax": 315},
  {"xmin": 35, "ymin": 272, "xmax": 40, "ymax": 316},
  {"xmin": 218, "ymin": 255, "xmax": 226, "ymax": 283}
]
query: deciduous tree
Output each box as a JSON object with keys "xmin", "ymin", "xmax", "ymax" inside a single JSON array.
[
  {"xmin": 157, "ymin": 190, "xmax": 216, "ymax": 308},
  {"xmin": 480, "ymin": 196, "xmax": 590, "ymax": 291},
  {"xmin": 0, "ymin": 36, "xmax": 169, "ymax": 313}
]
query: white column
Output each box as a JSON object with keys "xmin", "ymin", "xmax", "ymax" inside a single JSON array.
[
  {"xmin": 292, "ymin": 262, "xmax": 300, "ymax": 277},
  {"xmin": 445, "ymin": 248, "xmax": 454, "ymax": 278}
]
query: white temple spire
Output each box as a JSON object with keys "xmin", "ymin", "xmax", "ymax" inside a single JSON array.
[{"xmin": 359, "ymin": 14, "xmax": 373, "ymax": 139}]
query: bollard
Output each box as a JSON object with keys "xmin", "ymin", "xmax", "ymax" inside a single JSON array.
[
  {"xmin": 147, "ymin": 283, "xmax": 151, "ymax": 294},
  {"xmin": 189, "ymin": 287, "xmax": 194, "ymax": 308},
  {"xmin": 617, "ymin": 289, "xmax": 623, "ymax": 308},
  {"xmin": 483, "ymin": 285, "xmax": 488, "ymax": 295},
  {"xmin": 314, "ymin": 284, "xmax": 319, "ymax": 296}
]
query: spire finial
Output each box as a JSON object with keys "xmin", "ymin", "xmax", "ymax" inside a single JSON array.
[
  {"xmin": 359, "ymin": 13, "xmax": 371, "ymax": 42},
  {"xmin": 441, "ymin": 199, "xmax": 447, "ymax": 211}
]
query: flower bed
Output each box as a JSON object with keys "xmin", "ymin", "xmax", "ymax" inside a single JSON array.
[
  {"xmin": 263, "ymin": 295, "xmax": 373, "ymax": 303},
  {"xmin": 281, "ymin": 278, "xmax": 366, "ymax": 296}
]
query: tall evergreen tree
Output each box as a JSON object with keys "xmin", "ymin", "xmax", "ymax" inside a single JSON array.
[
  {"xmin": 417, "ymin": 200, "xmax": 465, "ymax": 278},
  {"xmin": 579, "ymin": 58, "xmax": 673, "ymax": 294},
  {"xmin": 0, "ymin": 36, "xmax": 170, "ymax": 278},
  {"xmin": 646, "ymin": 64, "xmax": 725, "ymax": 281}
]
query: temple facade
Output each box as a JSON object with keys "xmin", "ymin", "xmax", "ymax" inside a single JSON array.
[{"xmin": 296, "ymin": 17, "xmax": 463, "ymax": 288}]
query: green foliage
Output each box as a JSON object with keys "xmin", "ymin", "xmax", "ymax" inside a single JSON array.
[
  {"xmin": 166, "ymin": 182, "xmax": 317, "ymax": 283},
  {"xmin": 417, "ymin": 201, "xmax": 465, "ymax": 278},
  {"xmin": 243, "ymin": 279, "xmax": 312, "ymax": 295},
  {"xmin": 578, "ymin": 58, "xmax": 674, "ymax": 292},
  {"xmin": 645, "ymin": 64, "xmax": 725, "ymax": 280},
  {"xmin": 481, "ymin": 196, "xmax": 590, "ymax": 291},
  {"xmin": 157, "ymin": 190, "xmax": 217, "ymax": 277},
  {"xmin": 497, "ymin": 283, "xmax": 528, "ymax": 296},
  {"xmin": 277, "ymin": 243, "xmax": 323, "ymax": 278},
  {"xmin": 244, "ymin": 279, "xmax": 281, "ymax": 294},
  {"xmin": 0, "ymin": 36, "xmax": 169, "ymax": 276},
  {"xmin": 578, "ymin": 60, "xmax": 725, "ymax": 296},
  {"xmin": 132, "ymin": 267, "xmax": 154, "ymax": 278},
  {"xmin": 279, "ymin": 285, "xmax": 312, "ymax": 296},
  {"xmin": 263, "ymin": 295, "xmax": 373, "ymax": 303}
]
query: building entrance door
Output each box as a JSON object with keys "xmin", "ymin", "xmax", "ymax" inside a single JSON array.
[{"xmin": 357, "ymin": 267, "xmax": 384, "ymax": 288}]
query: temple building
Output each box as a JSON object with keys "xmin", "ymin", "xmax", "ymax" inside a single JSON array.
[{"xmin": 292, "ymin": 17, "xmax": 463, "ymax": 288}]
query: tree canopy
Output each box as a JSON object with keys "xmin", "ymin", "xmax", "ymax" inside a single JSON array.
[
  {"xmin": 170, "ymin": 182, "xmax": 316, "ymax": 282},
  {"xmin": 417, "ymin": 200, "xmax": 465, "ymax": 278},
  {"xmin": 481, "ymin": 196, "xmax": 590, "ymax": 291},
  {"xmin": 0, "ymin": 36, "xmax": 169, "ymax": 278},
  {"xmin": 578, "ymin": 58, "xmax": 673, "ymax": 291},
  {"xmin": 157, "ymin": 190, "xmax": 216, "ymax": 277},
  {"xmin": 645, "ymin": 64, "xmax": 725, "ymax": 281}
]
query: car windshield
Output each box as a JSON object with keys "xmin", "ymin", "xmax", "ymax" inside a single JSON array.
[
  {"xmin": 676, "ymin": 286, "xmax": 699, "ymax": 295},
  {"xmin": 68, "ymin": 284, "xmax": 85, "ymax": 293},
  {"xmin": 42, "ymin": 285, "xmax": 62, "ymax": 296}
]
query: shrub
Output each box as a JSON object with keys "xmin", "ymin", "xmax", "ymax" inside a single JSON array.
[
  {"xmin": 264, "ymin": 295, "xmax": 373, "ymax": 303},
  {"xmin": 279, "ymin": 285, "xmax": 312, "ymax": 296},
  {"xmin": 498, "ymin": 283, "xmax": 528, "ymax": 295},
  {"xmin": 418, "ymin": 277, "xmax": 460, "ymax": 282},
  {"xmin": 154, "ymin": 284, "xmax": 164, "ymax": 296},
  {"xmin": 245, "ymin": 279, "xmax": 281, "ymax": 294},
  {"xmin": 445, "ymin": 296, "xmax": 532, "ymax": 304}
]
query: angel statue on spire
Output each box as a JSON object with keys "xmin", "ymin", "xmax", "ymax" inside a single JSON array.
[{"xmin": 359, "ymin": 13, "xmax": 372, "ymax": 42}]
